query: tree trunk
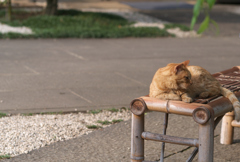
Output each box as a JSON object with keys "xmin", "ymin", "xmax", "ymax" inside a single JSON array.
[
  {"xmin": 45, "ymin": 0, "xmax": 58, "ymax": 15},
  {"xmin": 5, "ymin": 0, "xmax": 12, "ymax": 21}
]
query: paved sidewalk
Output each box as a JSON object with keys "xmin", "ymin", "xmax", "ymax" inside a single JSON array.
[{"xmin": 1, "ymin": 37, "xmax": 240, "ymax": 114}]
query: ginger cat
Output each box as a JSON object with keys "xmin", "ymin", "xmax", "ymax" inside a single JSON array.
[{"xmin": 149, "ymin": 60, "xmax": 240, "ymax": 121}]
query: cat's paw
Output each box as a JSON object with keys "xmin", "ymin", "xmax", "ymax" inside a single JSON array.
[
  {"xmin": 199, "ymin": 92, "xmax": 209, "ymax": 99},
  {"xmin": 169, "ymin": 94, "xmax": 181, "ymax": 101},
  {"xmin": 182, "ymin": 96, "xmax": 193, "ymax": 103}
]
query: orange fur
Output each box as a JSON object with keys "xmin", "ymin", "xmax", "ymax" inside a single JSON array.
[
  {"xmin": 149, "ymin": 60, "xmax": 191, "ymax": 101},
  {"xmin": 149, "ymin": 60, "xmax": 240, "ymax": 121}
]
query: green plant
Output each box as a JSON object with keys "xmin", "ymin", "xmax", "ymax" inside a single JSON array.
[
  {"xmin": 0, "ymin": 154, "xmax": 10, "ymax": 160},
  {"xmin": 0, "ymin": 10, "xmax": 5, "ymax": 18},
  {"xmin": 86, "ymin": 125, "xmax": 102, "ymax": 129},
  {"xmin": 190, "ymin": 0, "xmax": 218, "ymax": 34},
  {"xmin": 22, "ymin": 113, "xmax": 33, "ymax": 116},
  {"xmin": 88, "ymin": 110, "xmax": 102, "ymax": 114},
  {"xmin": 107, "ymin": 108, "xmax": 119, "ymax": 112},
  {"xmin": 164, "ymin": 23, "xmax": 190, "ymax": 31},
  {"xmin": 0, "ymin": 9, "xmax": 173, "ymax": 38},
  {"xmin": 97, "ymin": 120, "xmax": 112, "ymax": 125},
  {"xmin": 112, "ymin": 119, "xmax": 123, "ymax": 123},
  {"xmin": 40, "ymin": 111, "xmax": 63, "ymax": 115},
  {"xmin": 0, "ymin": 112, "xmax": 7, "ymax": 118}
]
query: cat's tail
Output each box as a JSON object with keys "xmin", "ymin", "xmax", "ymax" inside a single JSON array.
[{"xmin": 221, "ymin": 87, "xmax": 240, "ymax": 121}]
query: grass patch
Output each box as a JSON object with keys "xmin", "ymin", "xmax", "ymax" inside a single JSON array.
[
  {"xmin": 0, "ymin": 10, "xmax": 5, "ymax": 18},
  {"xmin": 164, "ymin": 23, "xmax": 190, "ymax": 31},
  {"xmin": 22, "ymin": 113, "xmax": 33, "ymax": 116},
  {"xmin": 0, "ymin": 9, "xmax": 173, "ymax": 38},
  {"xmin": 112, "ymin": 119, "xmax": 123, "ymax": 123},
  {"xmin": 0, "ymin": 112, "xmax": 7, "ymax": 118},
  {"xmin": 97, "ymin": 120, "xmax": 112, "ymax": 125},
  {"xmin": 40, "ymin": 111, "xmax": 63, "ymax": 115},
  {"xmin": 86, "ymin": 125, "xmax": 102, "ymax": 129},
  {"xmin": 107, "ymin": 108, "xmax": 120, "ymax": 112},
  {"xmin": 88, "ymin": 110, "xmax": 102, "ymax": 114},
  {"xmin": 0, "ymin": 154, "xmax": 10, "ymax": 160}
]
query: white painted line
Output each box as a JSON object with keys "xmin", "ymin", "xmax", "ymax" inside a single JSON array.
[
  {"xmin": 23, "ymin": 65, "xmax": 40, "ymax": 75},
  {"xmin": 65, "ymin": 50, "xmax": 86, "ymax": 60},
  {"xmin": 115, "ymin": 72, "xmax": 147, "ymax": 86},
  {"xmin": 68, "ymin": 89, "xmax": 92, "ymax": 103}
]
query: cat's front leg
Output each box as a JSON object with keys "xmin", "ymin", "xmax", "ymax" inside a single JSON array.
[
  {"xmin": 181, "ymin": 93, "xmax": 193, "ymax": 103},
  {"xmin": 155, "ymin": 93, "xmax": 181, "ymax": 101},
  {"xmin": 199, "ymin": 92, "xmax": 209, "ymax": 99}
]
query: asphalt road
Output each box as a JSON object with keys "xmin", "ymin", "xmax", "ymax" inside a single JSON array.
[{"xmin": 135, "ymin": 3, "xmax": 240, "ymax": 37}]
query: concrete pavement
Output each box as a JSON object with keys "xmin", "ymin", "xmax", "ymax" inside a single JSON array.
[{"xmin": 1, "ymin": 37, "xmax": 240, "ymax": 114}]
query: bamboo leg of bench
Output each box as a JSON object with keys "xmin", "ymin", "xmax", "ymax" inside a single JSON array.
[
  {"xmin": 131, "ymin": 113, "xmax": 144, "ymax": 162},
  {"xmin": 198, "ymin": 116, "xmax": 214, "ymax": 162},
  {"xmin": 220, "ymin": 111, "xmax": 234, "ymax": 145}
]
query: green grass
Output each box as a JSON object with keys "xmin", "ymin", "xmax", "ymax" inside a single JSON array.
[
  {"xmin": 112, "ymin": 119, "xmax": 123, "ymax": 123},
  {"xmin": 40, "ymin": 111, "xmax": 63, "ymax": 115},
  {"xmin": 88, "ymin": 110, "xmax": 102, "ymax": 114},
  {"xmin": 0, "ymin": 10, "xmax": 5, "ymax": 18},
  {"xmin": 0, "ymin": 154, "xmax": 10, "ymax": 160},
  {"xmin": 86, "ymin": 125, "xmax": 102, "ymax": 129},
  {"xmin": 0, "ymin": 112, "xmax": 7, "ymax": 118},
  {"xmin": 97, "ymin": 120, "xmax": 112, "ymax": 125},
  {"xmin": 164, "ymin": 23, "xmax": 190, "ymax": 31},
  {"xmin": 107, "ymin": 108, "xmax": 119, "ymax": 112},
  {"xmin": 22, "ymin": 113, "xmax": 33, "ymax": 116},
  {"xmin": 0, "ymin": 9, "xmax": 173, "ymax": 38}
]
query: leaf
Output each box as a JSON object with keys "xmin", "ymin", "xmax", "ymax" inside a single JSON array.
[
  {"xmin": 193, "ymin": 0, "xmax": 203, "ymax": 17},
  {"xmin": 190, "ymin": 17, "xmax": 197, "ymax": 30},
  {"xmin": 197, "ymin": 15, "xmax": 210, "ymax": 34},
  {"xmin": 207, "ymin": 0, "xmax": 216, "ymax": 9},
  {"xmin": 190, "ymin": 0, "xmax": 203, "ymax": 30},
  {"xmin": 210, "ymin": 19, "xmax": 219, "ymax": 35}
]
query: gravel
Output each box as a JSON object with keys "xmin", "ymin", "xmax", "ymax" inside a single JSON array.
[{"xmin": 0, "ymin": 109, "xmax": 131, "ymax": 157}]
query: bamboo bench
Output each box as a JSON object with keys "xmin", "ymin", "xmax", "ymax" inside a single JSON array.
[{"xmin": 130, "ymin": 66, "xmax": 240, "ymax": 162}]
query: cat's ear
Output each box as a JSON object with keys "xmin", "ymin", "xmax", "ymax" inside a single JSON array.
[
  {"xmin": 174, "ymin": 64, "xmax": 184, "ymax": 74},
  {"xmin": 182, "ymin": 60, "xmax": 190, "ymax": 66}
]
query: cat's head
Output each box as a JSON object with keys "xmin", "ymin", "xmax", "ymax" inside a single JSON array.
[{"xmin": 170, "ymin": 60, "xmax": 192, "ymax": 90}]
